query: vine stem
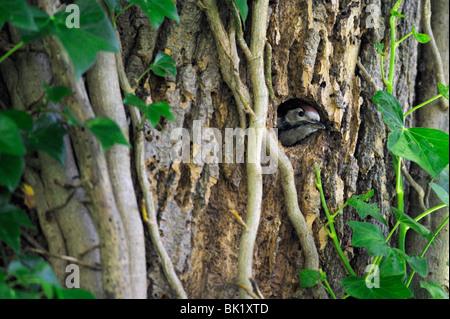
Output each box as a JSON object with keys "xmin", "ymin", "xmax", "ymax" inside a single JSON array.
[
  {"xmin": 406, "ymin": 215, "xmax": 449, "ymax": 287},
  {"xmin": 366, "ymin": 204, "xmax": 446, "ymax": 280},
  {"xmin": 314, "ymin": 163, "xmax": 356, "ymax": 276},
  {"xmin": 0, "ymin": 41, "xmax": 24, "ymax": 64},
  {"xmin": 404, "ymin": 93, "xmax": 443, "ymax": 117}
]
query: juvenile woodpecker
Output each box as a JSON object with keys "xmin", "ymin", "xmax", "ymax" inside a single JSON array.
[{"xmin": 277, "ymin": 98, "xmax": 325, "ymax": 147}]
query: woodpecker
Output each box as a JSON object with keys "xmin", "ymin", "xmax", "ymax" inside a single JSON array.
[{"xmin": 276, "ymin": 99, "xmax": 325, "ymax": 147}]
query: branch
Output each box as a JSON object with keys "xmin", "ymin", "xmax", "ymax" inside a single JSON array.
[
  {"xmin": 401, "ymin": 164, "xmax": 427, "ymax": 212},
  {"xmin": 357, "ymin": 58, "xmax": 379, "ymax": 92},
  {"xmin": 115, "ymin": 42, "xmax": 187, "ymax": 299},
  {"xmin": 27, "ymin": 247, "xmax": 101, "ymax": 271},
  {"xmin": 422, "ymin": 0, "xmax": 448, "ymax": 112}
]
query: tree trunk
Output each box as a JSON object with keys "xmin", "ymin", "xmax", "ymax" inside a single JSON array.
[{"xmin": 0, "ymin": 0, "xmax": 447, "ymax": 299}]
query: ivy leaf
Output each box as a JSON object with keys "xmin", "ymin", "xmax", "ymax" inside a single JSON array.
[
  {"xmin": 19, "ymin": 0, "xmax": 119, "ymax": 79},
  {"xmin": 43, "ymin": 83, "xmax": 72, "ymax": 104},
  {"xmin": 9, "ymin": 255, "xmax": 61, "ymax": 289},
  {"xmin": 25, "ymin": 113, "xmax": 67, "ymax": 167},
  {"xmin": 150, "ymin": 52, "xmax": 176, "ymax": 77},
  {"xmin": 0, "ymin": 0, "xmax": 36, "ymax": 31},
  {"xmin": 233, "ymin": 0, "xmax": 248, "ymax": 24},
  {"xmin": 1, "ymin": 110, "xmax": 33, "ymax": 132},
  {"xmin": 0, "ymin": 154, "xmax": 25, "ymax": 192},
  {"xmin": 412, "ymin": 24, "xmax": 430, "ymax": 44},
  {"xmin": 342, "ymin": 275, "xmax": 413, "ymax": 299},
  {"xmin": 420, "ymin": 281, "xmax": 449, "ymax": 299},
  {"xmin": 374, "ymin": 91, "xmax": 449, "ymax": 178},
  {"xmin": 0, "ymin": 205, "xmax": 35, "ymax": 251},
  {"xmin": 388, "ymin": 127, "xmax": 449, "ymax": 179},
  {"xmin": 375, "ymin": 41, "xmax": 385, "ymax": 57},
  {"xmin": 373, "ymin": 91, "xmax": 404, "ymax": 131},
  {"xmin": 408, "ymin": 254, "xmax": 428, "ymax": 278},
  {"xmin": 128, "ymin": 0, "xmax": 179, "ymax": 30},
  {"xmin": 146, "ymin": 102, "xmax": 174, "ymax": 128},
  {"xmin": 347, "ymin": 189, "xmax": 387, "ymax": 225},
  {"xmin": 348, "ymin": 221, "xmax": 390, "ymax": 257},
  {"xmin": 379, "ymin": 249, "xmax": 407, "ymax": 277},
  {"xmin": 299, "ymin": 270, "xmax": 321, "ymax": 288},
  {"xmin": 393, "ymin": 208, "xmax": 433, "ymax": 241},
  {"xmin": 429, "ymin": 166, "xmax": 449, "ymax": 207},
  {"xmin": 55, "ymin": 287, "xmax": 96, "ymax": 299},
  {"xmin": 104, "ymin": 0, "xmax": 122, "ymax": 13},
  {"xmin": 123, "ymin": 93, "xmax": 174, "ymax": 129},
  {"xmin": 438, "ymin": 83, "xmax": 449, "ymax": 100},
  {"xmin": 0, "ymin": 113, "xmax": 27, "ymax": 156},
  {"xmin": 85, "ymin": 117, "xmax": 130, "ymax": 152}
]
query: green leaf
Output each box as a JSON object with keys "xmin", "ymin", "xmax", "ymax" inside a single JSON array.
[
  {"xmin": 373, "ymin": 91, "xmax": 404, "ymax": 131},
  {"xmin": 389, "ymin": 127, "xmax": 449, "ymax": 179},
  {"xmin": 0, "ymin": 205, "xmax": 34, "ymax": 251},
  {"xmin": 412, "ymin": 25, "xmax": 430, "ymax": 44},
  {"xmin": 379, "ymin": 249, "xmax": 407, "ymax": 277},
  {"xmin": 1, "ymin": 110, "xmax": 33, "ymax": 132},
  {"xmin": 438, "ymin": 83, "xmax": 449, "ymax": 100},
  {"xmin": 19, "ymin": 0, "xmax": 119, "ymax": 79},
  {"xmin": 86, "ymin": 117, "xmax": 130, "ymax": 152},
  {"xmin": 123, "ymin": 92, "xmax": 148, "ymax": 109},
  {"xmin": 0, "ymin": 113, "xmax": 27, "ymax": 155},
  {"xmin": 420, "ymin": 281, "xmax": 449, "ymax": 299},
  {"xmin": 342, "ymin": 275, "xmax": 413, "ymax": 299},
  {"xmin": 233, "ymin": 0, "xmax": 248, "ymax": 24},
  {"xmin": 146, "ymin": 102, "xmax": 174, "ymax": 128},
  {"xmin": 299, "ymin": 270, "xmax": 321, "ymax": 288},
  {"xmin": 104, "ymin": 0, "xmax": 122, "ymax": 13},
  {"xmin": 408, "ymin": 254, "xmax": 428, "ymax": 277},
  {"xmin": 150, "ymin": 52, "xmax": 176, "ymax": 77},
  {"xmin": 123, "ymin": 93, "xmax": 174, "ymax": 128},
  {"xmin": 374, "ymin": 91, "xmax": 449, "ymax": 178},
  {"xmin": 0, "ymin": 154, "xmax": 25, "ymax": 192},
  {"xmin": 347, "ymin": 190, "xmax": 387, "ymax": 225},
  {"xmin": 43, "ymin": 83, "xmax": 72, "ymax": 104},
  {"xmin": 9, "ymin": 255, "xmax": 61, "ymax": 290},
  {"xmin": 55, "ymin": 287, "xmax": 96, "ymax": 299},
  {"xmin": 429, "ymin": 166, "xmax": 449, "ymax": 206},
  {"xmin": 393, "ymin": 208, "xmax": 433, "ymax": 241},
  {"xmin": 375, "ymin": 41, "xmax": 385, "ymax": 57},
  {"xmin": 0, "ymin": 0, "xmax": 36, "ymax": 31},
  {"xmin": 26, "ymin": 113, "xmax": 67, "ymax": 167},
  {"xmin": 390, "ymin": 10, "xmax": 405, "ymax": 18},
  {"xmin": 348, "ymin": 221, "xmax": 390, "ymax": 257},
  {"xmin": 128, "ymin": 0, "xmax": 180, "ymax": 30}
]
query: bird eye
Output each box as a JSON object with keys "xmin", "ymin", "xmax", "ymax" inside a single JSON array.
[{"xmin": 298, "ymin": 109, "xmax": 305, "ymax": 117}]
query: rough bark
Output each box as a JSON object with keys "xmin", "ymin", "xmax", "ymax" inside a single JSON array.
[{"xmin": 0, "ymin": 0, "xmax": 447, "ymax": 299}]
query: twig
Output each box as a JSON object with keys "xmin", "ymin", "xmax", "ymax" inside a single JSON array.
[
  {"xmin": 226, "ymin": 0, "xmax": 252, "ymax": 60},
  {"xmin": 401, "ymin": 164, "xmax": 427, "ymax": 212},
  {"xmin": 422, "ymin": 0, "xmax": 448, "ymax": 112},
  {"xmin": 357, "ymin": 58, "xmax": 379, "ymax": 91},
  {"xmin": 265, "ymin": 131, "xmax": 322, "ymax": 275},
  {"xmin": 115, "ymin": 39, "xmax": 187, "ymax": 299},
  {"xmin": 265, "ymin": 42, "xmax": 275, "ymax": 102},
  {"xmin": 77, "ymin": 244, "xmax": 101, "ymax": 260},
  {"xmin": 27, "ymin": 247, "xmax": 101, "ymax": 271},
  {"xmin": 230, "ymin": 282, "xmax": 260, "ymax": 299},
  {"xmin": 229, "ymin": 209, "xmax": 248, "ymax": 229}
]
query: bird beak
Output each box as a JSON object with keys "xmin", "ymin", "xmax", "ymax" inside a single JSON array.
[{"xmin": 312, "ymin": 120, "xmax": 326, "ymax": 129}]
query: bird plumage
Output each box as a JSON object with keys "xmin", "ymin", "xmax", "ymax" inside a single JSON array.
[{"xmin": 276, "ymin": 99, "xmax": 325, "ymax": 147}]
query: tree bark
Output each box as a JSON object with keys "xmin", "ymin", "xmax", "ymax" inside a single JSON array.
[{"xmin": 0, "ymin": 0, "xmax": 447, "ymax": 299}]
